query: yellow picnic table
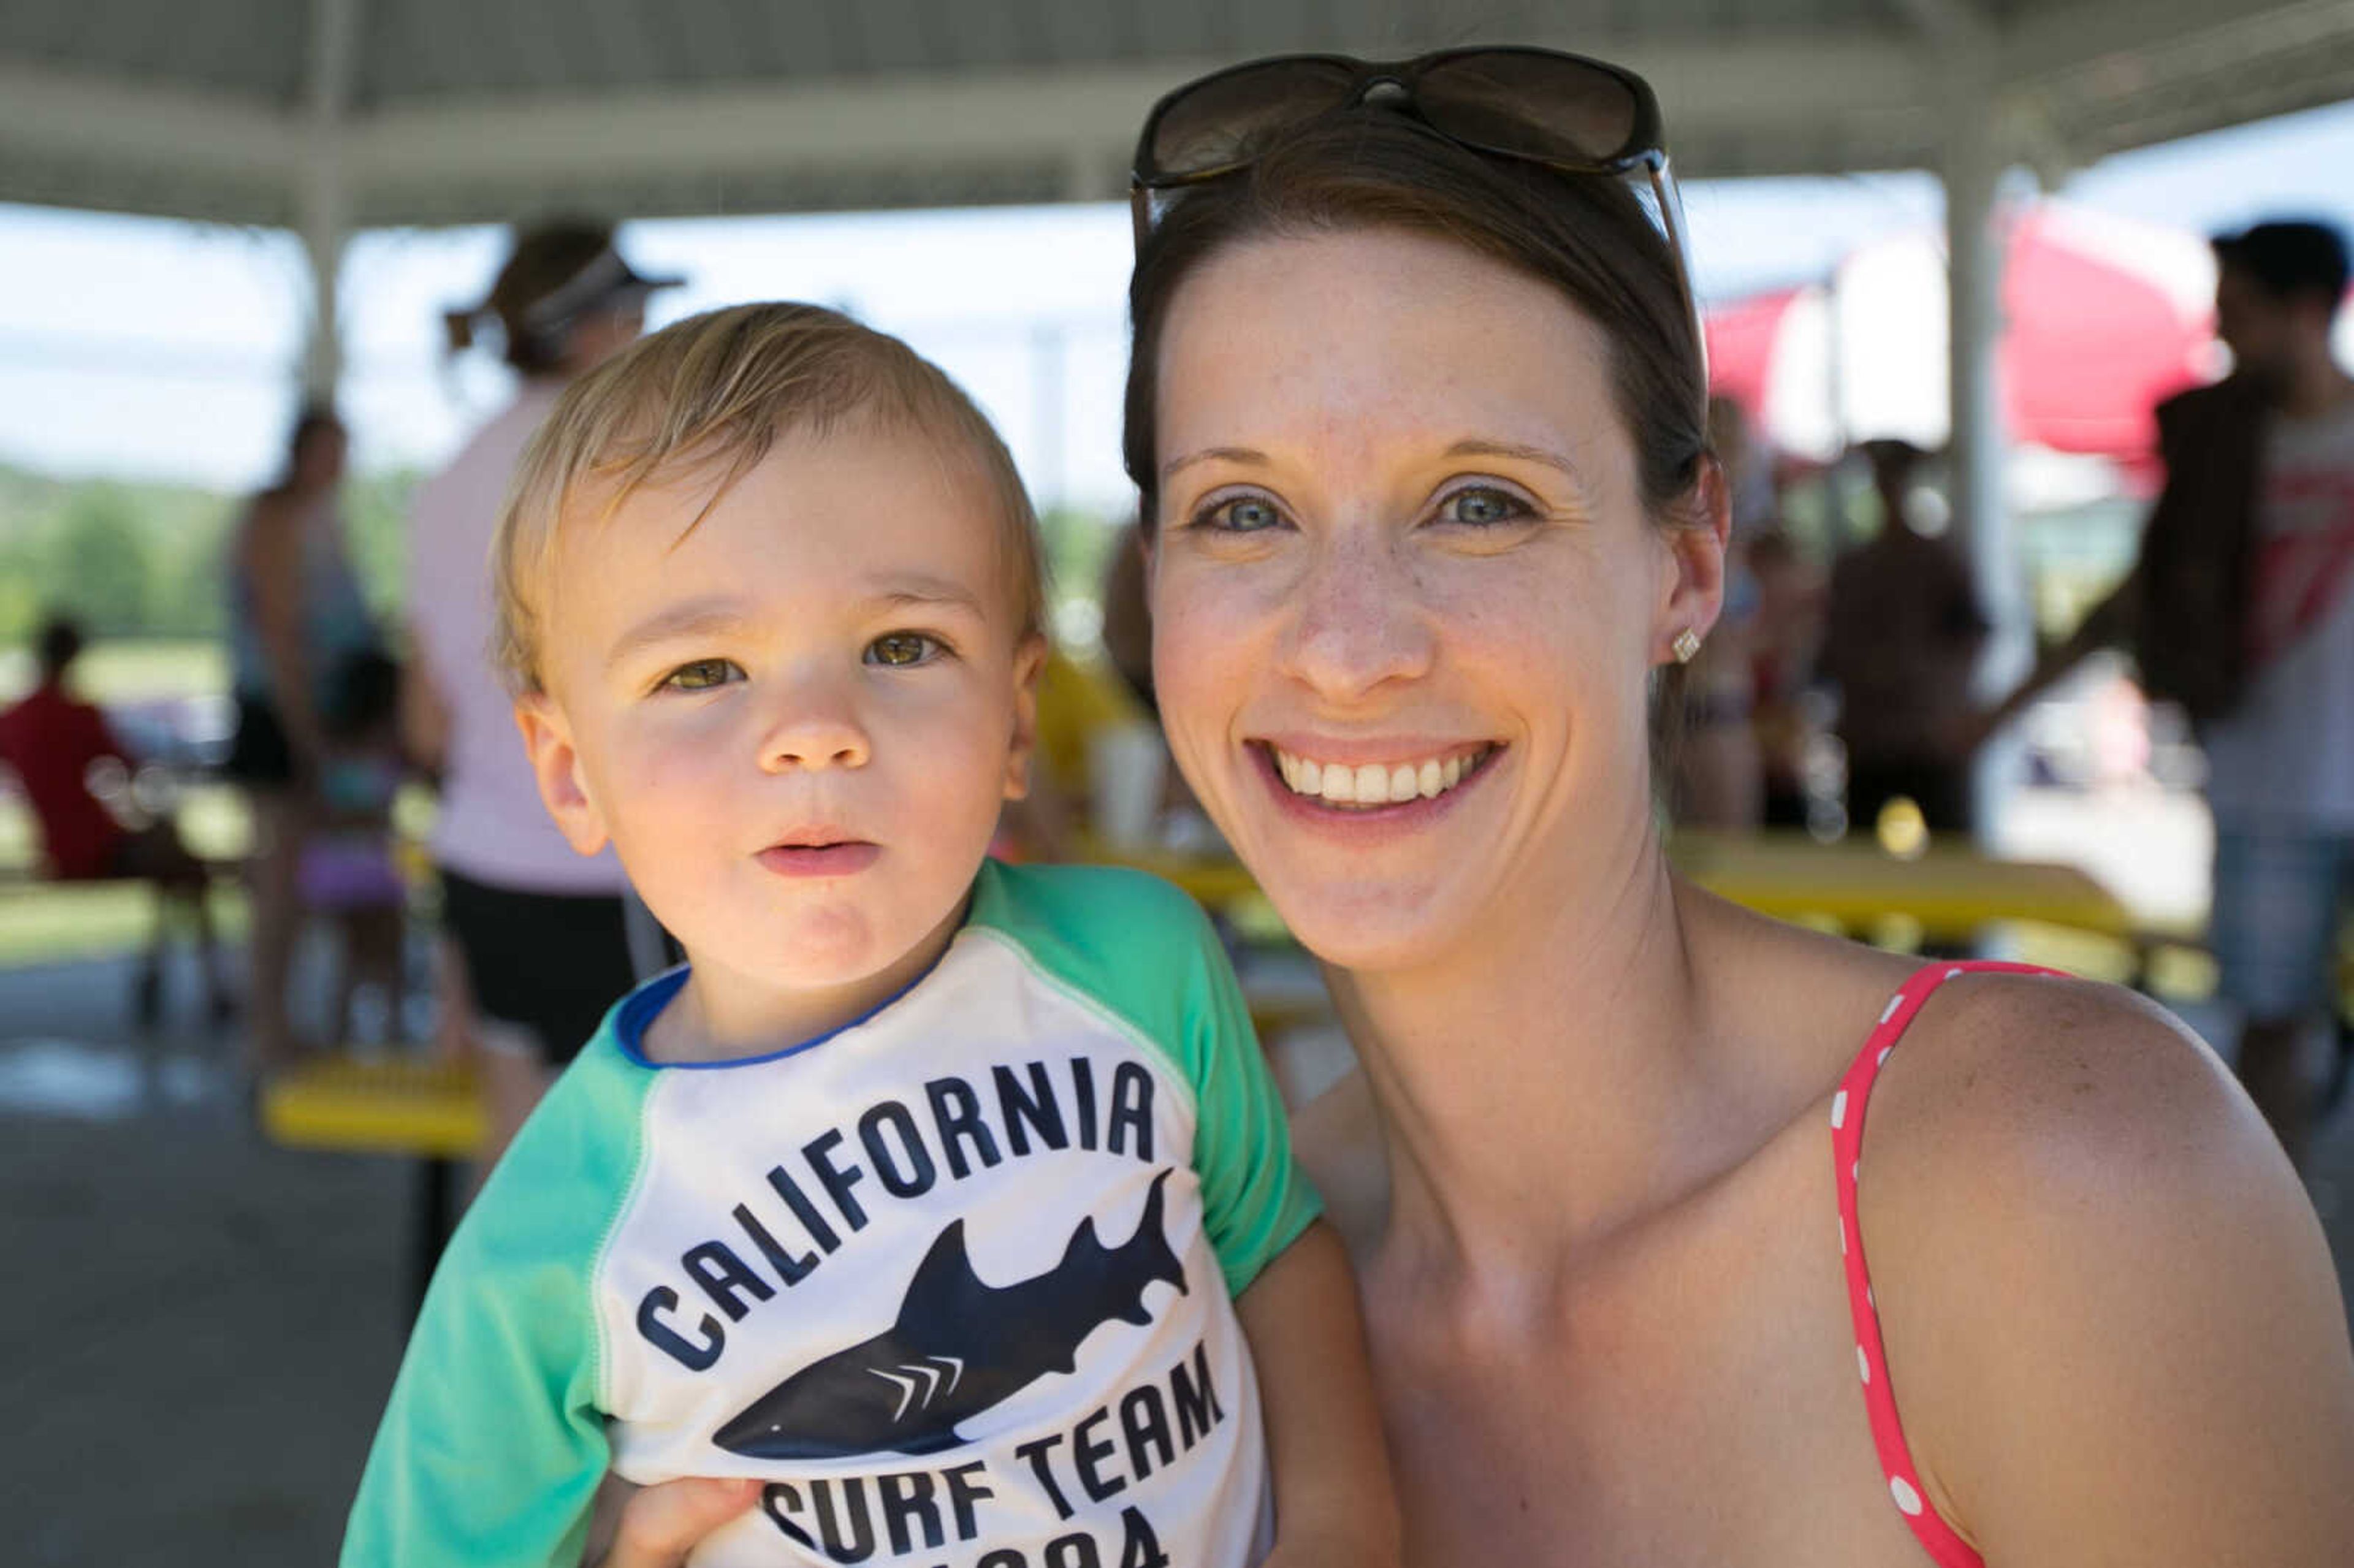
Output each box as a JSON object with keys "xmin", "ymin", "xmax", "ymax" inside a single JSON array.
[
  {"xmin": 1667, "ymin": 831, "xmax": 2135, "ymax": 942},
  {"xmin": 1088, "ymin": 829, "xmax": 2135, "ymax": 945},
  {"xmin": 259, "ymin": 1052, "xmax": 484, "ymax": 1159},
  {"xmin": 261, "ymin": 1054, "xmax": 486, "ymax": 1304}
]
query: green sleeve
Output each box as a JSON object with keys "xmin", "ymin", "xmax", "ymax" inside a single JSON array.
[
  {"xmin": 341, "ymin": 1046, "xmax": 652, "ymax": 1568},
  {"xmin": 1175, "ymin": 881, "xmax": 1324, "ymax": 1296},
  {"xmin": 970, "ymin": 861, "xmax": 1323, "ymax": 1297}
]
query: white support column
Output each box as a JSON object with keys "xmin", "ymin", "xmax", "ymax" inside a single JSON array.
[
  {"xmin": 297, "ymin": 161, "xmax": 349, "ymax": 402},
  {"xmin": 1945, "ymin": 80, "xmax": 2007, "ymax": 615},
  {"xmin": 296, "ymin": 0, "xmax": 360, "ymax": 402},
  {"xmin": 1940, "ymin": 44, "xmax": 2028, "ymax": 840}
]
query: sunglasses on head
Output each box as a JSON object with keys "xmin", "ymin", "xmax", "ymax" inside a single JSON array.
[{"xmin": 1131, "ymin": 45, "xmax": 1685, "ymax": 256}]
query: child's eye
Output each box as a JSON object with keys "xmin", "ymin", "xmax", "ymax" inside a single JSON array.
[
  {"xmin": 659, "ymin": 658, "xmax": 742, "ymax": 692},
  {"xmin": 866, "ymin": 632, "xmax": 942, "ymax": 668},
  {"xmin": 1435, "ymin": 485, "xmax": 1534, "ymax": 527}
]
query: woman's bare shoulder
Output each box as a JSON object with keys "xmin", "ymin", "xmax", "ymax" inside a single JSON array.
[
  {"xmin": 1856, "ymin": 973, "xmax": 2354, "ymax": 1556},
  {"xmin": 1867, "ymin": 971, "xmax": 2267, "ymax": 1201}
]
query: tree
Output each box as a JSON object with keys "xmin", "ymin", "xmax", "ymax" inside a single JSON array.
[{"xmin": 48, "ymin": 484, "xmax": 153, "ymax": 634}]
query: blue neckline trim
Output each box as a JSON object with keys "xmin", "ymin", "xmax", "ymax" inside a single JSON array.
[{"xmin": 610, "ymin": 940, "xmax": 955, "ymax": 1071}]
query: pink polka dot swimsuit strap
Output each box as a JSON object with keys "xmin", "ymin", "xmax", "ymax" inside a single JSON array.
[{"xmin": 1834, "ymin": 960, "xmax": 2064, "ymax": 1568}]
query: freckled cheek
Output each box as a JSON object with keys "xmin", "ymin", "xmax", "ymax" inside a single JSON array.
[{"xmin": 1151, "ymin": 601, "xmax": 1251, "ymax": 761}]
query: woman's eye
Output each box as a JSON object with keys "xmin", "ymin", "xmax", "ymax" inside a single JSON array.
[
  {"xmin": 866, "ymin": 632, "xmax": 941, "ymax": 668},
  {"xmin": 660, "ymin": 658, "xmax": 741, "ymax": 692},
  {"xmin": 1437, "ymin": 486, "xmax": 1533, "ymax": 527},
  {"xmin": 1194, "ymin": 495, "xmax": 1286, "ymax": 533}
]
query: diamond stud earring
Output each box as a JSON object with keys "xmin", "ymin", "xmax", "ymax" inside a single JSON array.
[{"xmin": 1672, "ymin": 628, "xmax": 1702, "ymax": 664}]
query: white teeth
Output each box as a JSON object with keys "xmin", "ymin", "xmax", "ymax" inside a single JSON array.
[{"xmin": 1270, "ymin": 745, "xmax": 1488, "ymax": 807}]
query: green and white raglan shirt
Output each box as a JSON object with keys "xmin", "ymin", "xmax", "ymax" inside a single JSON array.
[{"xmin": 343, "ymin": 861, "xmax": 1321, "ymax": 1568}]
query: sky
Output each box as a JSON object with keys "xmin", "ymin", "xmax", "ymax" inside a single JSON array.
[{"xmin": 0, "ymin": 96, "xmax": 2351, "ymax": 508}]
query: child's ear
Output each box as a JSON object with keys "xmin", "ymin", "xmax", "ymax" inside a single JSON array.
[
  {"xmin": 512, "ymin": 693, "xmax": 610, "ymax": 856},
  {"xmin": 1002, "ymin": 633, "xmax": 1048, "ymax": 803}
]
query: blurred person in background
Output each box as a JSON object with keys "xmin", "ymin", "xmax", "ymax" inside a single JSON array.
[
  {"xmin": 300, "ymin": 649, "xmax": 411, "ymax": 1047},
  {"xmin": 1990, "ymin": 220, "xmax": 2354, "ymax": 1171},
  {"xmin": 403, "ymin": 219, "xmax": 680, "ymax": 1173},
  {"xmin": 1818, "ymin": 438, "xmax": 1989, "ymax": 838},
  {"xmin": 0, "ymin": 615, "xmax": 230, "ymax": 1026},
  {"xmin": 1745, "ymin": 527, "xmax": 1830, "ymax": 829},
  {"xmin": 224, "ymin": 406, "xmax": 375, "ymax": 1069}
]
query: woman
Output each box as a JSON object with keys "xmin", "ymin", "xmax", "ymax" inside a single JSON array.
[
  {"xmin": 1123, "ymin": 48, "xmax": 2354, "ymax": 1567},
  {"xmin": 404, "ymin": 219, "xmax": 680, "ymax": 1170},
  {"xmin": 225, "ymin": 406, "xmax": 373, "ymax": 1069},
  {"xmin": 599, "ymin": 50, "xmax": 2354, "ymax": 1568}
]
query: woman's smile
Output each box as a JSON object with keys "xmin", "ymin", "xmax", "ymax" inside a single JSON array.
[{"xmin": 1262, "ymin": 740, "xmax": 1501, "ymax": 809}]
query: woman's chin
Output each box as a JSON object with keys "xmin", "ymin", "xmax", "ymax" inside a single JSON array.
[{"xmin": 1246, "ymin": 855, "xmax": 1474, "ymax": 975}]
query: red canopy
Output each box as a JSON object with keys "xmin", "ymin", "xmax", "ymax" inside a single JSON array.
[{"xmin": 1705, "ymin": 204, "xmax": 2219, "ymax": 466}]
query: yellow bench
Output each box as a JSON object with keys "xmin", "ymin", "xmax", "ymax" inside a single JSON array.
[
  {"xmin": 261, "ymin": 1054, "xmax": 486, "ymax": 1159},
  {"xmin": 1668, "ymin": 832, "xmax": 2135, "ymax": 943}
]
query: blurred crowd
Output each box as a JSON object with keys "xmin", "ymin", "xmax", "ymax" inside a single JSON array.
[{"xmin": 1, "ymin": 214, "xmax": 2349, "ymax": 1177}]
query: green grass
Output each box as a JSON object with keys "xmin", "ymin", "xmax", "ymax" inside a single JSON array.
[
  {"xmin": 0, "ymin": 881, "xmax": 248, "ymax": 967},
  {"xmin": 0, "ymin": 639, "xmax": 227, "ymax": 704}
]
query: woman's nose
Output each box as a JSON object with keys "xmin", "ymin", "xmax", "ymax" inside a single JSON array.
[{"xmin": 1276, "ymin": 530, "xmax": 1435, "ymax": 702}]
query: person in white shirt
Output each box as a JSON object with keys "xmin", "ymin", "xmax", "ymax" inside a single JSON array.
[{"xmin": 402, "ymin": 219, "xmax": 683, "ymax": 1168}]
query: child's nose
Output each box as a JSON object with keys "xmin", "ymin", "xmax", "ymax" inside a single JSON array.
[{"xmin": 756, "ymin": 701, "xmax": 870, "ymax": 772}]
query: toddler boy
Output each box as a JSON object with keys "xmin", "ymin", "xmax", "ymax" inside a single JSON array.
[{"xmin": 342, "ymin": 303, "xmax": 1394, "ymax": 1568}]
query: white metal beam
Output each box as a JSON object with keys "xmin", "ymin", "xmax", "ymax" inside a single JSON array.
[
  {"xmin": 343, "ymin": 34, "xmax": 1930, "ymax": 191},
  {"xmin": 297, "ymin": 0, "xmax": 362, "ymax": 398},
  {"xmin": 1887, "ymin": 0, "xmax": 1988, "ymax": 45},
  {"xmin": 2004, "ymin": 0, "xmax": 2354, "ymax": 88},
  {"xmin": 0, "ymin": 56, "xmax": 293, "ymax": 184},
  {"xmin": 0, "ymin": 31, "xmax": 1943, "ymax": 225}
]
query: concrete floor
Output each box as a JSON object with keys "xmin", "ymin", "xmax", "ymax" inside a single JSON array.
[
  {"xmin": 5, "ymin": 932, "xmax": 2350, "ymax": 1566},
  {"xmin": 2, "ymin": 954, "xmax": 410, "ymax": 1567}
]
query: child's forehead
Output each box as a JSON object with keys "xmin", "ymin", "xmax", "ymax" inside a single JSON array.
[{"xmin": 553, "ymin": 421, "xmax": 1019, "ymax": 615}]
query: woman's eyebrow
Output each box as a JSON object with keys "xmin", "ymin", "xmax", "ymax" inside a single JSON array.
[
  {"xmin": 1160, "ymin": 445, "xmax": 1270, "ymax": 483},
  {"xmin": 1444, "ymin": 438, "xmax": 1586, "ymax": 479}
]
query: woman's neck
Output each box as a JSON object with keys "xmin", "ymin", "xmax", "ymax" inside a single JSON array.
[{"xmin": 1327, "ymin": 828, "xmax": 1743, "ymax": 1275}]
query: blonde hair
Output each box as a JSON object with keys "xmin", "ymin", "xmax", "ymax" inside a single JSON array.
[{"xmin": 493, "ymin": 302, "xmax": 1045, "ymax": 693}]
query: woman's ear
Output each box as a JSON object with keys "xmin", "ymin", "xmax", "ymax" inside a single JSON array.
[
  {"xmin": 512, "ymin": 694, "xmax": 610, "ymax": 856},
  {"xmin": 1653, "ymin": 455, "xmax": 1732, "ymax": 666}
]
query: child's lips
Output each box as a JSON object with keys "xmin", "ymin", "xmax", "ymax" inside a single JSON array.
[{"xmin": 755, "ymin": 841, "xmax": 880, "ymax": 878}]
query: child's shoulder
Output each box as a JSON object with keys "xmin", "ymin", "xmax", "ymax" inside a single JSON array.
[{"xmin": 446, "ymin": 1038, "xmax": 658, "ymax": 1277}]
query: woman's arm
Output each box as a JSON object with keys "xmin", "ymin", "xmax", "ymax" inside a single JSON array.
[
  {"xmin": 1233, "ymin": 1219, "xmax": 1404, "ymax": 1568},
  {"xmin": 1870, "ymin": 978, "xmax": 2354, "ymax": 1565},
  {"xmin": 589, "ymin": 1478, "xmax": 760, "ymax": 1568}
]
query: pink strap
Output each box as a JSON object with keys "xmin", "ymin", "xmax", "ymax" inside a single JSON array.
[{"xmin": 1835, "ymin": 961, "xmax": 2062, "ymax": 1568}]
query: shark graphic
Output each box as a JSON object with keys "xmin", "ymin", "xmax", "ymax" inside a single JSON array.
[{"xmin": 714, "ymin": 1169, "xmax": 1187, "ymax": 1460}]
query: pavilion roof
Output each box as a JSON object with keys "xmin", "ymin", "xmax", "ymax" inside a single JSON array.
[{"xmin": 1, "ymin": 0, "xmax": 2347, "ymax": 227}]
